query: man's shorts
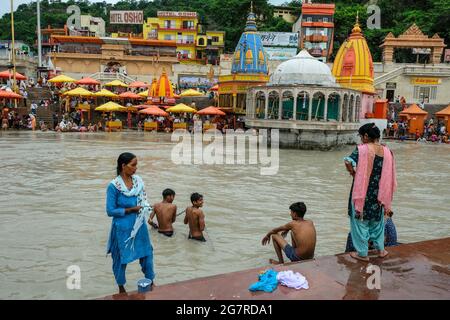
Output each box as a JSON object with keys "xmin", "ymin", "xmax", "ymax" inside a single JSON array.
[{"xmin": 283, "ymin": 244, "xmax": 301, "ymax": 262}]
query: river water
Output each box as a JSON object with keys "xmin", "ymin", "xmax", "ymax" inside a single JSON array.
[{"xmin": 0, "ymin": 131, "xmax": 449, "ymax": 299}]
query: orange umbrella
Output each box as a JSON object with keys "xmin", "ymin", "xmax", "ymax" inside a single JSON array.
[
  {"xmin": 0, "ymin": 90, "xmax": 23, "ymax": 99},
  {"xmin": 0, "ymin": 70, "xmax": 27, "ymax": 80},
  {"xmin": 196, "ymin": 106, "xmax": 226, "ymax": 116},
  {"xmin": 75, "ymin": 77, "xmax": 100, "ymax": 86},
  {"xmin": 129, "ymin": 81, "xmax": 148, "ymax": 88},
  {"xmin": 119, "ymin": 91, "xmax": 143, "ymax": 99},
  {"xmin": 139, "ymin": 106, "xmax": 169, "ymax": 117}
]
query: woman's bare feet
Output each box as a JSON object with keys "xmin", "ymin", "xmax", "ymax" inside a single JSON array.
[
  {"xmin": 378, "ymin": 250, "xmax": 389, "ymax": 258},
  {"xmin": 269, "ymin": 259, "xmax": 281, "ymax": 265},
  {"xmin": 350, "ymin": 252, "xmax": 369, "ymax": 262}
]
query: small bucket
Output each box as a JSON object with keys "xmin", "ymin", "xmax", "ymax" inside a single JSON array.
[{"xmin": 137, "ymin": 278, "xmax": 153, "ymax": 293}]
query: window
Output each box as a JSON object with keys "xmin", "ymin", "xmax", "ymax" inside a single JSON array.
[
  {"xmin": 212, "ymin": 36, "xmax": 219, "ymax": 43},
  {"xmin": 307, "ymin": 17, "xmax": 312, "ymax": 22},
  {"xmin": 164, "ymin": 20, "xmax": 175, "ymax": 29},
  {"xmin": 323, "ymin": 17, "xmax": 328, "ymax": 22},
  {"xmin": 182, "ymin": 21, "xmax": 194, "ymax": 29},
  {"xmin": 430, "ymin": 86, "xmax": 437, "ymax": 100},
  {"xmin": 414, "ymin": 86, "xmax": 437, "ymax": 101},
  {"xmin": 164, "ymin": 34, "xmax": 174, "ymax": 41}
]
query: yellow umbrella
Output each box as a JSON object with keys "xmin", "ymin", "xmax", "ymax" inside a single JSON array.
[
  {"xmin": 62, "ymin": 87, "xmax": 93, "ymax": 97},
  {"xmin": 94, "ymin": 89, "xmax": 118, "ymax": 98},
  {"xmin": 95, "ymin": 101, "xmax": 127, "ymax": 112},
  {"xmin": 180, "ymin": 89, "xmax": 203, "ymax": 97},
  {"xmin": 104, "ymin": 80, "xmax": 128, "ymax": 87},
  {"xmin": 48, "ymin": 74, "xmax": 76, "ymax": 83},
  {"xmin": 166, "ymin": 103, "xmax": 197, "ymax": 113}
]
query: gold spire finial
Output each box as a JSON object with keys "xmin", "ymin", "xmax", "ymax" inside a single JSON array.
[{"xmin": 352, "ymin": 11, "xmax": 362, "ymax": 34}]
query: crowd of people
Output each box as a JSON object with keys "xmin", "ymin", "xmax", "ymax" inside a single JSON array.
[{"xmin": 386, "ymin": 118, "xmax": 448, "ymax": 143}]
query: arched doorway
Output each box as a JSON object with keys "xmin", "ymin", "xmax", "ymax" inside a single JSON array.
[
  {"xmin": 281, "ymin": 91, "xmax": 294, "ymax": 120},
  {"xmin": 312, "ymin": 92, "xmax": 325, "ymax": 121},
  {"xmin": 296, "ymin": 91, "xmax": 309, "ymax": 120},
  {"xmin": 327, "ymin": 93, "xmax": 340, "ymax": 121},
  {"xmin": 104, "ymin": 61, "xmax": 122, "ymax": 73},
  {"xmin": 268, "ymin": 91, "xmax": 280, "ymax": 119},
  {"xmin": 255, "ymin": 91, "xmax": 266, "ymax": 119}
]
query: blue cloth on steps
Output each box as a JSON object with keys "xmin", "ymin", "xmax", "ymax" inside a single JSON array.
[{"xmin": 248, "ymin": 269, "xmax": 278, "ymax": 293}]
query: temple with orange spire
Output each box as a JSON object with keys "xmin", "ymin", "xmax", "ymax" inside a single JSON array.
[{"xmin": 332, "ymin": 14, "xmax": 382, "ymax": 130}]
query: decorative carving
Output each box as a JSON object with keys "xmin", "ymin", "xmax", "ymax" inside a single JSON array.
[
  {"xmin": 401, "ymin": 23, "xmax": 425, "ymax": 37},
  {"xmin": 432, "ymin": 33, "xmax": 442, "ymax": 39},
  {"xmin": 385, "ymin": 32, "xmax": 395, "ymax": 39}
]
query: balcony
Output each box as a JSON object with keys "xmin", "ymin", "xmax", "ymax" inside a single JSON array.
[
  {"xmin": 305, "ymin": 34, "xmax": 328, "ymax": 42},
  {"xmin": 159, "ymin": 26, "xmax": 196, "ymax": 32},
  {"xmin": 176, "ymin": 40, "xmax": 196, "ymax": 46}
]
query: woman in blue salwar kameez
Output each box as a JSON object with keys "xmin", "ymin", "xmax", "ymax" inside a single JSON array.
[{"xmin": 106, "ymin": 152, "xmax": 154, "ymax": 293}]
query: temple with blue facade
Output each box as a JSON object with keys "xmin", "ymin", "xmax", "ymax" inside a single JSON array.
[{"xmin": 218, "ymin": 4, "xmax": 270, "ymax": 114}]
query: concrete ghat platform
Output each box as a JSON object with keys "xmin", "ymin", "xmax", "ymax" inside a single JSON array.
[{"xmin": 101, "ymin": 238, "xmax": 450, "ymax": 300}]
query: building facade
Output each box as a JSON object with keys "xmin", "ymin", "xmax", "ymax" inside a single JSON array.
[
  {"xmin": 272, "ymin": 6, "xmax": 299, "ymax": 23},
  {"xmin": 143, "ymin": 11, "xmax": 225, "ymax": 65},
  {"xmin": 49, "ymin": 35, "xmax": 178, "ymax": 82},
  {"xmin": 373, "ymin": 24, "xmax": 450, "ymax": 107},
  {"xmin": 294, "ymin": 3, "xmax": 335, "ymax": 63}
]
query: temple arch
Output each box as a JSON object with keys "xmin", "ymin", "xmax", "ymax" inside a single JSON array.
[
  {"xmin": 268, "ymin": 91, "xmax": 280, "ymax": 120},
  {"xmin": 312, "ymin": 91, "xmax": 325, "ymax": 121},
  {"xmin": 255, "ymin": 91, "xmax": 266, "ymax": 119},
  {"xmin": 281, "ymin": 90, "xmax": 294, "ymax": 120},
  {"xmin": 327, "ymin": 92, "xmax": 340, "ymax": 121},
  {"xmin": 296, "ymin": 91, "xmax": 310, "ymax": 120}
]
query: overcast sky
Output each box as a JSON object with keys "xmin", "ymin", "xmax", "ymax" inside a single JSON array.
[{"xmin": 0, "ymin": 0, "xmax": 287, "ymax": 18}]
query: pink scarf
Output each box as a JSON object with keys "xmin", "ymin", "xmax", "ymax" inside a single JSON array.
[{"xmin": 352, "ymin": 144, "xmax": 397, "ymax": 217}]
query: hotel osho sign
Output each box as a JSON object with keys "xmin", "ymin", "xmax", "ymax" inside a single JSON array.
[{"xmin": 110, "ymin": 11, "xmax": 144, "ymax": 24}]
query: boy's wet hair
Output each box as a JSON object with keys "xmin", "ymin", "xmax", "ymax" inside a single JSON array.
[
  {"xmin": 289, "ymin": 202, "xmax": 307, "ymax": 218},
  {"xmin": 191, "ymin": 192, "xmax": 203, "ymax": 203},
  {"xmin": 162, "ymin": 188, "xmax": 175, "ymax": 199}
]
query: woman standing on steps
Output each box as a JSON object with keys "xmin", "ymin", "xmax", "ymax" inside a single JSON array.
[
  {"xmin": 344, "ymin": 123, "xmax": 397, "ymax": 262},
  {"xmin": 106, "ymin": 152, "xmax": 155, "ymax": 293}
]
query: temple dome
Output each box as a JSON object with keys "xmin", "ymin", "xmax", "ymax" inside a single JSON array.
[
  {"xmin": 269, "ymin": 49, "xmax": 338, "ymax": 86},
  {"xmin": 231, "ymin": 7, "xmax": 268, "ymax": 75},
  {"xmin": 331, "ymin": 18, "xmax": 375, "ymax": 94}
]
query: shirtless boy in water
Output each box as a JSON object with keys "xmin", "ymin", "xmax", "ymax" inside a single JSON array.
[
  {"xmin": 148, "ymin": 188, "xmax": 177, "ymax": 237},
  {"xmin": 262, "ymin": 202, "xmax": 316, "ymax": 264},
  {"xmin": 184, "ymin": 193, "xmax": 206, "ymax": 242}
]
